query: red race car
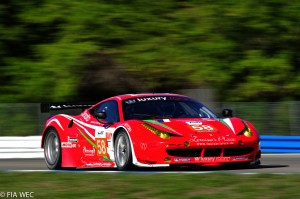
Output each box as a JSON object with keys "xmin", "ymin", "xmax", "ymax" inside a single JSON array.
[{"xmin": 41, "ymin": 93, "xmax": 261, "ymax": 170}]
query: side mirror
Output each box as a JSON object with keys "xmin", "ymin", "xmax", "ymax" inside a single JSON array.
[
  {"xmin": 93, "ymin": 112, "xmax": 107, "ymax": 119},
  {"xmin": 222, "ymin": 109, "xmax": 233, "ymax": 118}
]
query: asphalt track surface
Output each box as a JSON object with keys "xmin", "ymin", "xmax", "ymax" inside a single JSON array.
[{"xmin": 0, "ymin": 154, "xmax": 299, "ymax": 174}]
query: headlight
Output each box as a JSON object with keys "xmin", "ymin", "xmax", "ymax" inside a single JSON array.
[
  {"xmin": 142, "ymin": 123, "xmax": 170, "ymax": 139},
  {"xmin": 240, "ymin": 121, "xmax": 253, "ymax": 137}
]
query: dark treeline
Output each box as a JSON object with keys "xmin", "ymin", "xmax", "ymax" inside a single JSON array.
[{"xmin": 1, "ymin": 0, "xmax": 300, "ymax": 102}]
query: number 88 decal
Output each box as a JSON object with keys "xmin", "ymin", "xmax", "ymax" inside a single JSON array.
[{"xmin": 96, "ymin": 138, "xmax": 107, "ymax": 156}]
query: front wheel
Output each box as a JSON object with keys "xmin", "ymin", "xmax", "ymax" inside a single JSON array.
[
  {"xmin": 44, "ymin": 128, "xmax": 62, "ymax": 170},
  {"xmin": 114, "ymin": 131, "xmax": 133, "ymax": 171}
]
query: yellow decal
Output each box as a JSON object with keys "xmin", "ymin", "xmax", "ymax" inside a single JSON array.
[{"xmin": 96, "ymin": 138, "xmax": 108, "ymax": 157}]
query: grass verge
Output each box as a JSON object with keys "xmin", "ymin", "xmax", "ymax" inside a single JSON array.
[{"xmin": 0, "ymin": 172, "xmax": 299, "ymax": 199}]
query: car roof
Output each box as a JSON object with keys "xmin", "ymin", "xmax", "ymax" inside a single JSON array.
[
  {"xmin": 109, "ymin": 93, "xmax": 189, "ymax": 101},
  {"xmin": 90, "ymin": 93, "xmax": 196, "ymax": 111}
]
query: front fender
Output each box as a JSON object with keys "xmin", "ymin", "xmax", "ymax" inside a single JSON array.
[{"xmin": 115, "ymin": 121, "xmax": 167, "ymax": 166}]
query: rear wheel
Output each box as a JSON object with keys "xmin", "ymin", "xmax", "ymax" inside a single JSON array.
[
  {"xmin": 114, "ymin": 131, "xmax": 133, "ymax": 170},
  {"xmin": 44, "ymin": 128, "xmax": 62, "ymax": 170}
]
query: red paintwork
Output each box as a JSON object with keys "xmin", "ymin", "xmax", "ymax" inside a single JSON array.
[{"xmin": 41, "ymin": 93, "xmax": 261, "ymax": 169}]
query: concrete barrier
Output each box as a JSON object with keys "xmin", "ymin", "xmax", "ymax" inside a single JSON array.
[{"xmin": 0, "ymin": 136, "xmax": 43, "ymax": 159}]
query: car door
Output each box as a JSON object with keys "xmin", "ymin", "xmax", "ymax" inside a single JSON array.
[{"xmin": 89, "ymin": 100, "xmax": 120, "ymax": 165}]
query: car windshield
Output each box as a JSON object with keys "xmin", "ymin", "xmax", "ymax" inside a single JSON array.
[{"xmin": 122, "ymin": 96, "xmax": 217, "ymax": 120}]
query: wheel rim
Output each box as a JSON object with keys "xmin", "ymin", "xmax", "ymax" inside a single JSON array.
[
  {"xmin": 116, "ymin": 135, "xmax": 128, "ymax": 167},
  {"xmin": 45, "ymin": 132, "xmax": 60, "ymax": 165}
]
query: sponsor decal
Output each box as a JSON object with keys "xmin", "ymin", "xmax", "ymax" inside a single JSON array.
[
  {"xmin": 174, "ymin": 157, "xmax": 192, "ymax": 162},
  {"xmin": 81, "ymin": 111, "xmax": 91, "ymax": 122},
  {"xmin": 83, "ymin": 146, "xmax": 95, "ymax": 156},
  {"xmin": 85, "ymin": 162, "xmax": 114, "ymax": 167},
  {"xmin": 106, "ymin": 132, "xmax": 112, "ymax": 140},
  {"xmin": 140, "ymin": 142, "xmax": 147, "ymax": 150},
  {"xmin": 218, "ymin": 136, "xmax": 236, "ymax": 142},
  {"xmin": 61, "ymin": 142, "xmax": 76, "ymax": 148},
  {"xmin": 233, "ymin": 156, "xmax": 249, "ymax": 161},
  {"xmin": 168, "ymin": 96, "xmax": 189, "ymax": 101},
  {"xmin": 190, "ymin": 136, "xmax": 236, "ymax": 143},
  {"xmin": 195, "ymin": 157, "xmax": 231, "ymax": 162},
  {"xmin": 68, "ymin": 137, "xmax": 78, "ymax": 142},
  {"xmin": 186, "ymin": 121, "xmax": 202, "ymax": 125},
  {"xmin": 189, "ymin": 136, "xmax": 236, "ymax": 146},
  {"xmin": 124, "ymin": 99, "xmax": 136, "ymax": 104},
  {"xmin": 124, "ymin": 97, "xmax": 167, "ymax": 104},
  {"xmin": 95, "ymin": 130, "xmax": 105, "ymax": 138},
  {"xmin": 95, "ymin": 127, "xmax": 115, "ymax": 138},
  {"xmin": 196, "ymin": 142, "xmax": 234, "ymax": 146},
  {"xmin": 136, "ymin": 97, "xmax": 167, "ymax": 102},
  {"xmin": 124, "ymin": 123, "xmax": 132, "ymax": 132}
]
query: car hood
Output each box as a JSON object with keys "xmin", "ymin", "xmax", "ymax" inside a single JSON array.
[{"xmin": 142, "ymin": 117, "xmax": 248, "ymax": 138}]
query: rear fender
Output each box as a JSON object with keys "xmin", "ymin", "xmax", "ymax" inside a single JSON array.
[{"xmin": 41, "ymin": 115, "xmax": 80, "ymax": 168}]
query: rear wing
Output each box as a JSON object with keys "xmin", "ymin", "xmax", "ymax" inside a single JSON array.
[{"xmin": 41, "ymin": 103, "xmax": 94, "ymax": 113}]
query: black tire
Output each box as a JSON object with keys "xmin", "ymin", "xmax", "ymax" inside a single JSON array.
[
  {"xmin": 44, "ymin": 128, "xmax": 62, "ymax": 170},
  {"xmin": 114, "ymin": 131, "xmax": 133, "ymax": 171}
]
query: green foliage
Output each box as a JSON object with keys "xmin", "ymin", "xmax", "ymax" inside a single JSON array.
[
  {"xmin": 0, "ymin": 103, "xmax": 38, "ymax": 136},
  {"xmin": 0, "ymin": 0, "xmax": 300, "ymax": 102}
]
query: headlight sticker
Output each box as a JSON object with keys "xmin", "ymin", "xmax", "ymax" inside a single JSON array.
[
  {"xmin": 141, "ymin": 123, "xmax": 170, "ymax": 139},
  {"xmin": 240, "ymin": 121, "xmax": 253, "ymax": 137}
]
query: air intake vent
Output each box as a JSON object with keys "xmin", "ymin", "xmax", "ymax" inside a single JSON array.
[
  {"xmin": 224, "ymin": 147, "xmax": 254, "ymax": 156},
  {"xmin": 204, "ymin": 148, "xmax": 222, "ymax": 157},
  {"xmin": 166, "ymin": 149, "xmax": 202, "ymax": 157}
]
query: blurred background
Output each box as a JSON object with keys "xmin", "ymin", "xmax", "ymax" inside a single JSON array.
[{"xmin": 0, "ymin": 0, "xmax": 299, "ymax": 136}]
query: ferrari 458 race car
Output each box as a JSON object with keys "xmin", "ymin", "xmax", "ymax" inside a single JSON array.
[{"xmin": 41, "ymin": 93, "xmax": 261, "ymax": 170}]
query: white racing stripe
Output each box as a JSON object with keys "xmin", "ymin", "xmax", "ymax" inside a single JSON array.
[
  {"xmin": 46, "ymin": 118, "xmax": 64, "ymax": 131},
  {"xmin": 222, "ymin": 118, "xmax": 235, "ymax": 133}
]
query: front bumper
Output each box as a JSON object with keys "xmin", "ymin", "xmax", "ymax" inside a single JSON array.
[{"xmin": 135, "ymin": 140, "xmax": 261, "ymax": 167}]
